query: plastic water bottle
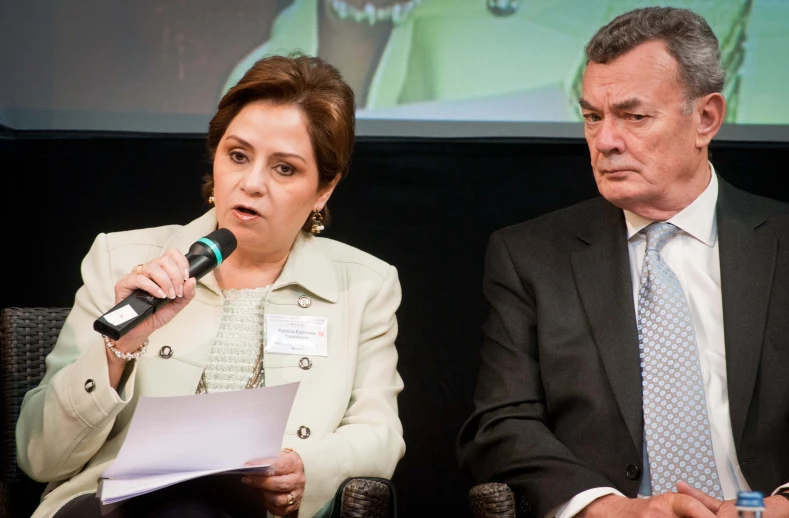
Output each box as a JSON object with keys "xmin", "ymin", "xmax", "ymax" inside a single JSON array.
[{"xmin": 736, "ymin": 491, "xmax": 765, "ymax": 518}]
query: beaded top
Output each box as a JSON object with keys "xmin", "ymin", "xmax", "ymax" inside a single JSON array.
[{"xmin": 200, "ymin": 286, "xmax": 271, "ymax": 393}]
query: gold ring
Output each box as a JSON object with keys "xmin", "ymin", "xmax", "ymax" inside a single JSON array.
[
  {"xmin": 135, "ymin": 264, "xmax": 144, "ymax": 275},
  {"xmin": 287, "ymin": 492, "xmax": 295, "ymax": 506}
]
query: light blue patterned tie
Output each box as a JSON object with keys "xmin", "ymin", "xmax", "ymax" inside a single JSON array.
[{"xmin": 638, "ymin": 222, "xmax": 722, "ymax": 498}]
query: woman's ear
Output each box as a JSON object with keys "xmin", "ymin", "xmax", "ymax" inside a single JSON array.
[{"xmin": 315, "ymin": 174, "xmax": 342, "ymax": 211}]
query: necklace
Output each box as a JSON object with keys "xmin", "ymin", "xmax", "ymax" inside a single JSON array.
[
  {"xmin": 325, "ymin": 0, "xmax": 425, "ymax": 26},
  {"xmin": 196, "ymin": 286, "xmax": 270, "ymax": 394},
  {"xmin": 196, "ymin": 349, "xmax": 264, "ymax": 394}
]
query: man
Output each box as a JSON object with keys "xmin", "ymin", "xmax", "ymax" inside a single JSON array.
[{"xmin": 457, "ymin": 7, "xmax": 789, "ymax": 518}]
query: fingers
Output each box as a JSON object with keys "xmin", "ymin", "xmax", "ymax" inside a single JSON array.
[
  {"xmin": 266, "ymin": 489, "xmax": 301, "ymax": 509},
  {"xmin": 260, "ymin": 488, "xmax": 302, "ymax": 516},
  {"xmin": 244, "ymin": 450, "xmax": 304, "ymax": 477},
  {"xmin": 131, "ymin": 269, "xmax": 170, "ymax": 300},
  {"xmin": 164, "ymin": 248, "xmax": 191, "ymax": 278},
  {"xmin": 241, "ymin": 470, "xmax": 304, "ymax": 516},
  {"xmin": 139, "ymin": 253, "xmax": 187, "ymax": 299},
  {"xmin": 243, "ymin": 458, "xmax": 275, "ymax": 468},
  {"xmin": 120, "ymin": 250, "xmax": 190, "ymax": 302},
  {"xmin": 242, "ymin": 471, "xmax": 304, "ymax": 492},
  {"xmin": 242, "ymin": 451, "xmax": 306, "ymax": 515},
  {"xmin": 668, "ymin": 493, "xmax": 717, "ymax": 518},
  {"xmin": 676, "ymin": 482, "xmax": 722, "ymax": 513},
  {"xmin": 181, "ymin": 277, "xmax": 197, "ymax": 302},
  {"xmin": 162, "ymin": 249, "xmax": 191, "ymax": 296}
]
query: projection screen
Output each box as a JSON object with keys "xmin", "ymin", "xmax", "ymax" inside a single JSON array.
[{"xmin": 2, "ymin": 0, "xmax": 788, "ymax": 141}]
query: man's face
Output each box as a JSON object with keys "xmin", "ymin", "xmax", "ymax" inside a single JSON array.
[{"xmin": 580, "ymin": 40, "xmax": 711, "ymax": 218}]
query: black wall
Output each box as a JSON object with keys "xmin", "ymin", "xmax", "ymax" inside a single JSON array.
[{"xmin": 2, "ymin": 132, "xmax": 788, "ymax": 516}]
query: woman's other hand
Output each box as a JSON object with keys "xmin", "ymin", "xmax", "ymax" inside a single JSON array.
[{"xmin": 241, "ymin": 449, "xmax": 306, "ymax": 516}]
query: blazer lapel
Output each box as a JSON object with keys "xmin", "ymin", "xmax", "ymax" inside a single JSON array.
[
  {"xmin": 717, "ymin": 182, "xmax": 778, "ymax": 448},
  {"xmin": 570, "ymin": 202, "xmax": 643, "ymax": 453},
  {"xmin": 271, "ymin": 233, "xmax": 339, "ymax": 303}
]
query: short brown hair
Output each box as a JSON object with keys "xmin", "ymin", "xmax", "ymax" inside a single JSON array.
[
  {"xmin": 585, "ymin": 7, "xmax": 724, "ymax": 105},
  {"xmin": 203, "ymin": 53, "xmax": 356, "ymax": 230}
]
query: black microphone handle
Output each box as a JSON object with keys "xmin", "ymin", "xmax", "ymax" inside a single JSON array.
[
  {"xmin": 186, "ymin": 253, "xmax": 219, "ymax": 282},
  {"xmin": 93, "ymin": 253, "xmax": 216, "ymax": 340}
]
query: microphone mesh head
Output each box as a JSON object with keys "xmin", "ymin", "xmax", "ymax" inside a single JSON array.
[{"xmin": 205, "ymin": 228, "xmax": 238, "ymax": 258}]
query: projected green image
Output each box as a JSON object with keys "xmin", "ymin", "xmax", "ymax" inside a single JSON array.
[{"xmin": 224, "ymin": 0, "xmax": 789, "ymax": 124}]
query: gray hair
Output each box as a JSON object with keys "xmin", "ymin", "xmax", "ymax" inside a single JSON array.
[{"xmin": 585, "ymin": 7, "xmax": 725, "ymax": 108}]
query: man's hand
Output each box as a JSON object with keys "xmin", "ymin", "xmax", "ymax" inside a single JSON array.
[
  {"xmin": 676, "ymin": 482, "xmax": 723, "ymax": 514},
  {"xmin": 579, "ymin": 493, "xmax": 716, "ymax": 518},
  {"xmin": 761, "ymin": 495, "xmax": 789, "ymax": 518},
  {"xmin": 677, "ymin": 482, "xmax": 789, "ymax": 517}
]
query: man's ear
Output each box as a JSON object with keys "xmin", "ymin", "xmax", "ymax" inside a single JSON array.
[{"xmin": 695, "ymin": 92, "xmax": 726, "ymax": 149}]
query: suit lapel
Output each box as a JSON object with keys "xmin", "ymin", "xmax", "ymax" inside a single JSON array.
[
  {"xmin": 570, "ymin": 202, "xmax": 643, "ymax": 453},
  {"xmin": 717, "ymin": 182, "xmax": 777, "ymax": 448}
]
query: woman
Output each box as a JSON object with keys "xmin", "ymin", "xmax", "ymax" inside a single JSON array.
[{"xmin": 16, "ymin": 54, "xmax": 405, "ymax": 518}]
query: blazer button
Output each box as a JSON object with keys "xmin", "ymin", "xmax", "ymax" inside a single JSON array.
[
  {"xmin": 298, "ymin": 295, "xmax": 311, "ymax": 308},
  {"xmin": 626, "ymin": 464, "xmax": 641, "ymax": 480},
  {"xmin": 297, "ymin": 426, "xmax": 311, "ymax": 439},
  {"xmin": 84, "ymin": 379, "xmax": 96, "ymax": 393},
  {"xmin": 298, "ymin": 357, "xmax": 312, "ymax": 370},
  {"xmin": 159, "ymin": 346, "xmax": 173, "ymax": 359}
]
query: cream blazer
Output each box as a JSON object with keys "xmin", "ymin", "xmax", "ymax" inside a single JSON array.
[{"xmin": 16, "ymin": 209, "xmax": 405, "ymax": 518}]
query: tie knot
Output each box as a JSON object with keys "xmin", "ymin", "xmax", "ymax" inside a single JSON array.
[{"xmin": 644, "ymin": 222, "xmax": 680, "ymax": 252}]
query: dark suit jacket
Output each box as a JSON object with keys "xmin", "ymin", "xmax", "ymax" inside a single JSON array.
[{"xmin": 457, "ymin": 179, "xmax": 789, "ymax": 517}]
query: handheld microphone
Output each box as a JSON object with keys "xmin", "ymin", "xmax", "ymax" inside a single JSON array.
[{"xmin": 93, "ymin": 228, "xmax": 237, "ymax": 340}]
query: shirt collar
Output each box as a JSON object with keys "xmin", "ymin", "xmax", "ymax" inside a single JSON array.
[
  {"xmin": 624, "ymin": 162, "xmax": 718, "ymax": 247},
  {"xmin": 169, "ymin": 209, "xmax": 338, "ymax": 303}
]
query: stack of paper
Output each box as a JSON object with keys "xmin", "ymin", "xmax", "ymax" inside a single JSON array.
[{"xmin": 98, "ymin": 382, "xmax": 299, "ymax": 504}]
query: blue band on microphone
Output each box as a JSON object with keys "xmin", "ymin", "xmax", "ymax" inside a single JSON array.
[{"xmin": 197, "ymin": 238, "xmax": 224, "ymax": 265}]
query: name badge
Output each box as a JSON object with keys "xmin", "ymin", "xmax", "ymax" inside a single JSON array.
[{"xmin": 265, "ymin": 314, "xmax": 328, "ymax": 356}]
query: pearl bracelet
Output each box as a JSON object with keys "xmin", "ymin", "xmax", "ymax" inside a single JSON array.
[{"xmin": 102, "ymin": 335, "xmax": 149, "ymax": 361}]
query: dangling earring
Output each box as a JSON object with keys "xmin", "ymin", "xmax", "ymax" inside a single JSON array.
[
  {"xmin": 208, "ymin": 191, "xmax": 215, "ymax": 205},
  {"xmin": 310, "ymin": 211, "xmax": 325, "ymax": 235}
]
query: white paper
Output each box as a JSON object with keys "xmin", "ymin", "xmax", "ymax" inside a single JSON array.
[
  {"xmin": 265, "ymin": 314, "xmax": 328, "ymax": 356},
  {"xmin": 99, "ymin": 382, "xmax": 299, "ymax": 504},
  {"xmin": 99, "ymin": 465, "xmax": 273, "ymax": 504}
]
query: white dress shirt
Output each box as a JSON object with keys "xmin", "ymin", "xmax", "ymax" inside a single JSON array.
[{"xmin": 547, "ymin": 166, "xmax": 784, "ymax": 518}]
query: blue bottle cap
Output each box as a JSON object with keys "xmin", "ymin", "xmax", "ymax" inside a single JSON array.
[{"xmin": 736, "ymin": 490, "xmax": 765, "ymax": 509}]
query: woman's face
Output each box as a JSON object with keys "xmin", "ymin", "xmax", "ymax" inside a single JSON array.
[{"xmin": 212, "ymin": 101, "xmax": 336, "ymax": 255}]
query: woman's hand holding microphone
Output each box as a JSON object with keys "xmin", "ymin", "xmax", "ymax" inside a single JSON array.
[
  {"xmin": 99, "ymin": 228, "xmax": 237, "ymax": 388},
  {"xmin": 105, "ymin": 249, "xmax": 196, "ymax": 388}
]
